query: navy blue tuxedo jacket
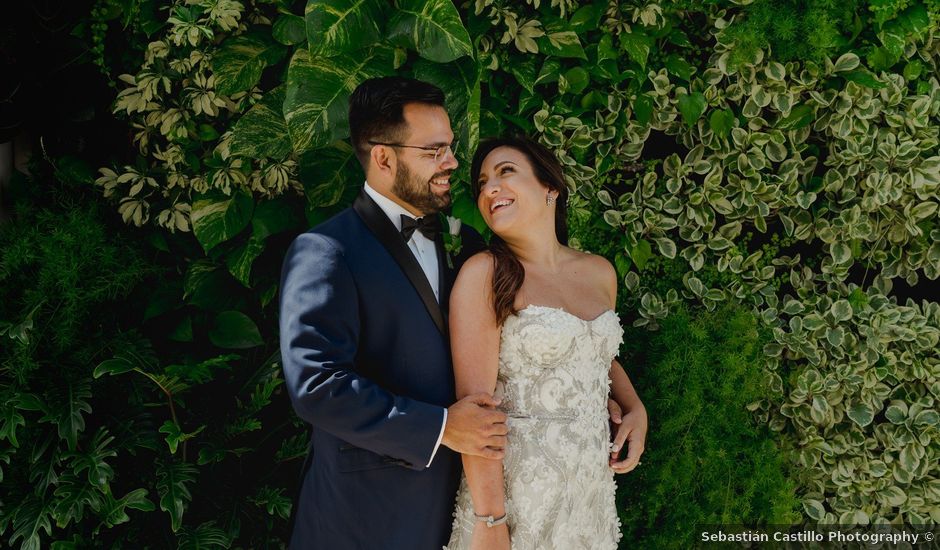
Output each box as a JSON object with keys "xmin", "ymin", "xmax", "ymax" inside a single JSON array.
[{"xmin": 279, "ymin": 189, "xmax": 485, "ymax": 549}]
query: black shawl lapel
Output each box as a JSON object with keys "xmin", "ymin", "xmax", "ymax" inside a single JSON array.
[
  {"xmin": 352, "ymin": 189, "xmax": 447, "ymax": 337},
  {"xmin": 435, "ymin": 234, "xmax": 451, "ymax": 322}
]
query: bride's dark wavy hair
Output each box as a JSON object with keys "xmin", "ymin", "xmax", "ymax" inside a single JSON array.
[{"xmin": 469, "ymin": 136, "xmax": 569, "ymax": 326}]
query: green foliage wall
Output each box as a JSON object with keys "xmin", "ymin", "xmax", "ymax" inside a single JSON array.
[{"xmin": 2, "ymin": 0, "xmax": 938, "ymax": 547}]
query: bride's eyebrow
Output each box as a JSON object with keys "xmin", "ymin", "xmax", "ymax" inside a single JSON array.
[{"xmin": 478, "ymin": 161, "xmax": 519, "ymax": 184}]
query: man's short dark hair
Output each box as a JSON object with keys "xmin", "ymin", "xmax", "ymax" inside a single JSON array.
[{"xmin": 348, "ymin": 77, "xmax": 447, "ymax": 169}]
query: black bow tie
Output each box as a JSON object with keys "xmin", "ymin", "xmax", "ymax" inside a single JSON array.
[{"xmin": 400, "ymin": 214, "xmax": 441, "ymax": 241}]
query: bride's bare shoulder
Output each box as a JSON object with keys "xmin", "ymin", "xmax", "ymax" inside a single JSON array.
[
  {"xmin": 565, "ymin": 248, "xmax": 617, "ymax": 298},
  {"xmin": 455, "ymin": 251, "xmax": 495, "ymax": 285}
]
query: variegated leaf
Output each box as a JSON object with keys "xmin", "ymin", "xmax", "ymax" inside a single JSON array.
[
  {"xmin": 230, "ymin": 86, "xmax": 292, "ymax": 160},
  {"xmin": 212, "ymin": 29, "xmax": 287, "ymax": 95},
  {"xmin": 284, "ymin": 46, "xmax": 394, "ymax": 152},
  {"xmin": 305, "ymin": 0, "xmax": 386, "ymax": 57},
  {"xmin": 386, "ymin": 0, "xmax": 472, "ymax": 63}
]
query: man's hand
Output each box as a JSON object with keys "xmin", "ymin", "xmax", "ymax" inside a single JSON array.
[
  {"xmin": 442, "ymin": 393, "xmax": 508, "ymax": 459},
  {"xmin": 608, "ymin": 398, "xmax": 648, "ymax": 474}
]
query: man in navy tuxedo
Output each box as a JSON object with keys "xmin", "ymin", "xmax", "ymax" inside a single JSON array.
[{"xmin": 278, "ymin": 77, "xmax": 508, "ymax": 549}]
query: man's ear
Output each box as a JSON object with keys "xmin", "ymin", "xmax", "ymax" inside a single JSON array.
[{"xmin": 371, "ymin": 145, "xmax": 395, "ymax": 176}]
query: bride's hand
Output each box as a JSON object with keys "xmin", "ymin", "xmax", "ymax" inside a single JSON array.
[
  {"xmin": 469, "ymin": 523, "xmax": 510, "ymax": 550},
  {"xmin": 608, "ymin": 398, "xmax": 647, "ymax": 474}
]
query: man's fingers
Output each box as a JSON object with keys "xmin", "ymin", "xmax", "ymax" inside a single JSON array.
[
  {"xmin": 488, "ymin": 423, "xmax": 509, "ymax": 436},
  {"xmin": 486, "ymin": 409, "xmax": 508, "ymax": 423},
  {"xmin": 487, "ymin": 435, "xmax": 508, "ymax": 448},
  {"xmin": 469, "ymin": 392, "xmax": 501, "ymax": 408},
  {"xmin": 481, "ymin": 447, "xmax": 505, "ymax": 460}
]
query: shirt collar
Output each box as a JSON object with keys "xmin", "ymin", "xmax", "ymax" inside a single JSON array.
[{"xmin": 363, "ymin": 181, "xmax": 421, "ymax": 232}]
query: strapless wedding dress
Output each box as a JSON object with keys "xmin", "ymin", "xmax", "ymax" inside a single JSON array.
[{"xmin": 445, "ymin": 305, "xmax": 623, "ymax": 550}]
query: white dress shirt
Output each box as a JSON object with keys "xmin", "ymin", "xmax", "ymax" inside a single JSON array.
[{"xmin": 363, "ymin": 182, "xmax": 447, "ymax": 467}]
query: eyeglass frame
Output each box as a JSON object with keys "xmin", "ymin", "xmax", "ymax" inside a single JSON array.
[{"xmin": 367, "ymin": 140, "xmax": 458, "ymax": 163}]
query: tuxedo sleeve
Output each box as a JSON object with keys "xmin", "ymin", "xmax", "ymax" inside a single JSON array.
[{"xmin": 279, "ymin": 232, "xmax": 446, "ymax": 470}]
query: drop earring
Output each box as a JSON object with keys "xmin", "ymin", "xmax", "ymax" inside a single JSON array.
[{"xmin": 546, "ymin": 193, "xmax": 556, "ymax": 206}]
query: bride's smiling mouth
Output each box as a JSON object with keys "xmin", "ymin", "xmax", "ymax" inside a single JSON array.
[{"xmin": 489, "ymin": 198, "xmax": 515, "ymax": 214}]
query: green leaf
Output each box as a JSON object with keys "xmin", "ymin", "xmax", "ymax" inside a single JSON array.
[
  {"xmin": 654, "ymin": 237, "xmax": 677, "ymax": 259},
  {"xmin": 413, "ymin": 56, "xmax": 482, "ymax": 154},
  {"xmin": 230, "ymin": 86, "xmax": 292, "ymax": 161},
  {"xmin": 183, "ymin": 260, "xmax": 242, "ymax": 311},
  {"xmin": 159, "ymin": 421, "xmax": 206, "ymax": 454},
  {"xmin": 831, "ymin": 242, "xmax": 852, "ymax": 264},
  {"xmin": 168, "ymin": 316, "xmax": 193, "ymax": 343},
  {"xmin": 709, "ymin": 108, "xmax": 734, "ymax": 139},
  {"xmin": 305, "ymin": 0, "xmax": 385, "ymax": 56},
  {"xmin": 212, "ymin": 28, "xmax": 287, "ymax": 95},
  {"xmin": 885, "ymin": 401, "xmax": 908, "ymax": 424},
  {"xmin": 209, "ymin": 311, "xmax": 263, "ymax": 349},
  {"xmin": 803, "ymin": 498, "xmax": 826, "ymax": 521},
  {"xmin": 629, "ymin": 239, "xmax": 653, "ymax": 270},
  {"xmin": 535, "ymin": 58, "xmax": 562, "ymax": 87},
  {"xmin": 299, "ymin": 143, "xmax": 361, "ymax": 208},
  {"xmin": 68, "ymin": 428, "xmax": 116, "ymax": 488},
  {"xmin": 450, "ymin": 185, "xmax": 486, "ymax": 235},
  {"xmin": 10, "ymin": 495, "xmax": 52, "ymax": 550},
  {"xmin": 177, "ymin": 521, "xmax": 231, "ymax": 549},
  {"xmin": 826, "ymin": 326, "xmax": 844, "ymax": 347},
  {"xmin": 226, "ymin": 235, "xmax": 265, "ymax": 287},
  {"xmin": 156, "ymin": 461, "xmax": 198, "ymax": 532},
  {"xmin": 847, "ymin": 402, "xmax": 874, "ymax": 427},
  {"xmin": 620, "ymin": 31, "xmax": 651, "ymax": 69},
  {"xmin": 677, "ymin": 92, "xmax": 706, "ymax": 126},
  {"xmin": 0, "ymin": 402, "xmax": 26, "ymax": 447},
  {"xmin": 634, "ymin": 94, "xmax": 653, "ymax": 125},
  {"xmin": 832, "ymin": 52, "xmax": 860, "ymax": 72},
  {"xmin": 569, "ymin": 4, "xmax": 603, "ymax": 32},
  {"xmin": 841, "ymin": 69, "xmax": 886, "ymax": 89},
  {"xmin": 537, "ymin": 21, "xmax": 586, "ymax": 59},
  {"xmin": 665, "ymin": 55, "xmax": 694, "ymax": 81},
  {"xmin": 386, "ymin": 0, "xmax": 472, "ymax": 63},
  {"xmin": 166, "ymin": 354, "xmax": 239, "ymax": 385},
  {"xmin": 252, "ymin": 197, "xmax": 305, "ymax": 240},
  {"xmin": 93, "ymin": 358, "xmax": 136, "ymax": 378},
  {"xmin": 52, "ymin": 473, "xmax": 102, "ymax": 528},
  {"xmin": 56, "ymin": 383, "xmax": 92, "ymax": 451},
  {"xmin": 562, "ymin": 66, "xmax": 590, "ymax": 95},
  {"xmin": 776, "ymin": 104, "xmax": 815, "ymax": 130},
  {"xmin": 830, "ymin": 299, "xmax": 853, "ymax": 322},
  {"xmin": 273, "ymin": 13, "xmax": 307, "ymax": 45},
  {"xmin": 848, "ymin": 288, "xmax": 868, "ymax": 312},
  {"xmin": 507, "ymin": 56, "xmax": 538, "ymax": 94},
  {"xmin": 913, "ymin": 409, "xmax": 939, "ymax": 427},
  {"xmin": 283, "ymin": 46, "xmax": 394, "ymax": 152},
  {"xmin": 191, "ymin": 190, "xmax": 255, "ymax": 253}
]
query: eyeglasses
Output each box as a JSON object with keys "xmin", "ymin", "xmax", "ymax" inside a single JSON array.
[{"xmin": 368, "ymin": 140, "xmax": 458, "ymax": 163}]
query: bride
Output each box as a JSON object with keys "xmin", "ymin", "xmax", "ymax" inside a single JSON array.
[{"xmin": 445, "ymin": 136, "xmax": 647, "ymax": 550}]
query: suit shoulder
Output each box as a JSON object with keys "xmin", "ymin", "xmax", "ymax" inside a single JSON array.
[{"xmin": 291, "ymin": 208, "xmax": 364, "ymax": 250}]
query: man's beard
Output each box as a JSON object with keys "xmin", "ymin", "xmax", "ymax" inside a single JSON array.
[{"xmin": 391, "ymin": 160, "xmax": 452, "ymax": 214}]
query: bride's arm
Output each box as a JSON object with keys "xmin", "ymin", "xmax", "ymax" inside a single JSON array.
[
  {"xmin": 449, "ymin": 253, "xmax": 509, "ymax": 534},
  {"xmin": 594, "ymin": 255, "xmax": 648, "ymax": 472}
]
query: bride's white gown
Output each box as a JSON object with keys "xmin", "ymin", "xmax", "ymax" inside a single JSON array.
[{"xmin": 445, "ymin": 305, "xmax": 623, "ymax": 550}]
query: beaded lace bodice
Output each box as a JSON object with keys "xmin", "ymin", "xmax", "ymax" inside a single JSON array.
[{"xmin": 445, "ymin": 305, "xmax": 624, "ymax": 550}]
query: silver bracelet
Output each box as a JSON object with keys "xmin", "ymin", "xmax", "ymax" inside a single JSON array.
[{"xmin": 473, "ymin": 511, "xmax": 508, "ymax": 528}]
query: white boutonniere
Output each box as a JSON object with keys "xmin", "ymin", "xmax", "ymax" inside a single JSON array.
[{"xmin": 442, "ymin": 215, "xmax": 463, "ymax": 269}]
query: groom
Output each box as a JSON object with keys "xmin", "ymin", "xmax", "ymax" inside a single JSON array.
[{"xmin": 278, "ymin": 77, "xmax": 506, "ymax": 549}]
